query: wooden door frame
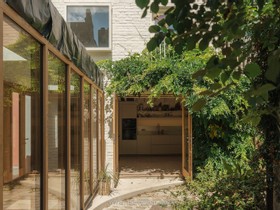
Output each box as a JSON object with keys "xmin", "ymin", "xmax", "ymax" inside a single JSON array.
[
  {"xmin": 182, "ymin": 107, "xmax": 193, "ymax": 180},
  {"xmin": 113, "ymin": 96, "xmax": 192, "ymax": 178},
  {"xmin": 113, "ymin": 95, "xmax": 119, "ymax": 176}
]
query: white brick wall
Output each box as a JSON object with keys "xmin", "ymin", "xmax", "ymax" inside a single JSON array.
[
  {"xmin": 51, "ymin": 0, "xmax": 153, "ymax": 62},
  {"xmin": 51, "ymin": 0, "xmax": 155, "ymax": 173}
]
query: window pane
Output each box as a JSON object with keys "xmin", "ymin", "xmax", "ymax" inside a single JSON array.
[
  {"xmin": 92, "ymin": 89, "xmax": 98, "ymax": 191},
  {"xmin": 48, "ymin": 52, "xmax": 66, "ymax": 210},
  {"xmin": 3, "ymin": 16, "xmax": 41, "ymax": 210},
  {"xmin": 83, "ymin": 82, "xmax": 91, "ymax": 202},
  {"xmin": 98, "ymin": 93, "xmax": 103, "ymax": 170},
  {"xmin": 67, "ymin": 6, "xmax": 109, "ymax": 48},
  {"xmin": 70, "ymin": 72, "xmax": 81, "ymax": 210}
]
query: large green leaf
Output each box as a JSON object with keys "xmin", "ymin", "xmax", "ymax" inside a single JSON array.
[
  {"xmin": 199, "ymin": 90, "xmax": 213, "ymax": 96},
  {"xmin": 210, "ymin": 82, "xmax": 222, "ymax": 90},
  {"xmin": 199, "ymin": 36, "xmax": 210, "ymax": 51},
  {"xmin": 232, "ymin": 71, "xmax": 241, "ymax": 82},
  {"xmin": 141, "ymin": 7, "xmax": 148, "ymax": 18},
  {"xmin": 149, "ymin": 25, "xmax": 161, "ymax": 33},
  {"xmin": 192, "ymin": 98, "xmax": 207, "ymax": 111},
  {"xmin": 166, "ymin": 13, "xmax": 175, "ymax": 26},
  {"xmin": 150, "ymin": 2, "xmax": 159, "ymax": 13},
  {"xmin": 244, "ymin": 63, "xmax": 261, "ymax": 79},
  {"xmin": 253, "ymin": 83, "xmax": 276, "ymax": 96},
  {"xmin": 206, "ymin": 67, "xmax": 222, "ymax": 80},
  {"xmin": 136, "ymin": 0, "xmax": 150, "ymax": 9},
  {"xmin": 192, "ymin": 69, "xmax": 206, "ymax": 79},
  {"xmin": 147, "ymin": 37, "xmax": 158, "ymax": 51},
  {"xmin": 220, "ymin": 71, "xmax": 230, "ymax": 85},
  {"xmin": 266, "ymin": 52, "xmax": 280, "ymax": 83},
  {"xmin": 186, "ymin": 35, "xmax": 198, "ymax": 50},
  {"xmin": 160, "ymin": 0, "xmax": 168, "ymax": 6}
]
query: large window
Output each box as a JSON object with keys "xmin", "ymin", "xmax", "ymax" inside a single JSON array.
[
  {"xmin": 67, "ymin": 6, "xmax": 110, "ymax": 49},
  {"xmin": 3, "ymin": 16, "xmax": 41, "ymax": 210},
  {"xmin": 48, "ymin": 52, "xmax": 66, "ymax": 210},
  {"xmin": 70, "ymin": 72, "xmax": 82, "ymax": 210},
  {"xmin": 91, "ymin": 89, "xmax": 98, "ymax": 191},
  {"xmin": 2, "ymin": 5, "xmax": 104, "ymax": 210},
  {"xmin": 83, "ymin": 82, "xmax": 91, "ymax": 202}
]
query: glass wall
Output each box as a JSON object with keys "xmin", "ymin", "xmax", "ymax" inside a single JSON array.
[
  {"xmin": 83, "ymin": 82, "xmax": 91, "ymax": 202},
  {"xmin": 92, "ymin": 89, "xmax": 98, "ymax": 191},
  {"xmin": 1, "ymin": 8, "xmax": 104, "ymax": 210},
  {"xmin": 3, "ymin": 16, "xmax": 41, "ymax": 210},
  {"xmin": 48, "ymin": 52, "xmax": 66, "ymax": 209},
  {"xmin": 70, "ymin": 72, "xmax": 81, "ymax": 210}
]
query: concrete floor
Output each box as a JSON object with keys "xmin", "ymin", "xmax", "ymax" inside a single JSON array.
[
  {"xmin": 88, "ymin": 177, "xmax": 184, "ymax": 210},
  {"xmin": 89, "ymin": 155, "xmax": 184, "ymax": 209},
  {"xmin": 119, "ymin": 155, "xmax": 182, "ymax": 178},
  {"xmin": 4, "ymin": 155, "xmax": 183, "ymax": 209}
]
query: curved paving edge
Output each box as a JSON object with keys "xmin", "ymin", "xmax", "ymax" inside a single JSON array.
[{"xmin": 90, "ymin": 180, "xmax": 185, "ymax": 210}]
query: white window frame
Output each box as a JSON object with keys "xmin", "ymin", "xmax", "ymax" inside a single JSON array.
[{"xmin": 65, "ymin": 3, "xmax": 112, "ymax": 51}]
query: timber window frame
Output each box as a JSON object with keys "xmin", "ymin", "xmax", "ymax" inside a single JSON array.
[{"xmin": 0, "ymin": 1, "xmax": 104, "ymax": 210}]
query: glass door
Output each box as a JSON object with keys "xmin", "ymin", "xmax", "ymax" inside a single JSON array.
[{"xmin": 182, "ymin": 107, "xmax": 192, "ymax": 179}]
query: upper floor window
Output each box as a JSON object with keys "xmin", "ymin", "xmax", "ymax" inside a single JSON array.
[{"xmin": 67, "ymin": 6, "xmax": 110, "ymax": 50}]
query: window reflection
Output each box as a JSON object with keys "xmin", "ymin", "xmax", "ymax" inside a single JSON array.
[
  {"xmin": 83, "ymin": 82, "xmax": 91, "ymax": 202},
  {"xmin": 3, "ymin": 16, "xmax": 41, "ymax": 210},
  {"xmin": 98, "ymin": 93, "xmax": 103, "ymax": 170},
  {"xmin": 67, "ymin": 6, "xmax": 109, "ymax": 48},
  {"xmin": 48, "ymin": 52, "xmax": 66, "ymax": 210},
  {"xmin": 70, "ymin": 72, "xmax": 81, "ymax": 210},
  {"xmin": 92, "ymin": 89, "xmax": 98, "ymax": 192}
]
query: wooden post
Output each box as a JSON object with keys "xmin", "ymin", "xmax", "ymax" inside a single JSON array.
[
  {"xmin": 42, "ymin": 44, "xmax": 48, "ymax": 210},
  {"xmin": 80, "ymin": 78, "xmax": 84, "ymax": 209},
  {"xmin": 0, "ymin": 4, "xmax": 4, "ymax": 209},
  {"xmin": 66, "ymin": 66, "xmax": 71, "ymax": 210}
]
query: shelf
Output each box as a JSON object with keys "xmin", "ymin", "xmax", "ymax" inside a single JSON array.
[
  {"xmin": 137, "ymin": 118, "xmax": 181, "ymax": 126},
  {"xmin": 137, "ymin": 110, "xmax": 181, "ymax": 118}
]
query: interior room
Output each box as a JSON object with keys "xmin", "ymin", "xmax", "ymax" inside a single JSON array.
[{"xmin": 118, "ymin": 97, "xmax": 183, "ymax": 178}]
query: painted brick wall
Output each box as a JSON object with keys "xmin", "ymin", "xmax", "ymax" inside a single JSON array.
[
  {"xmin": 51, "ymin": 0, "xmax": 153, "ymax": 62},
  {"xmin": 51, "ymin": 0, "xmax": 155, "ymax": 173}
]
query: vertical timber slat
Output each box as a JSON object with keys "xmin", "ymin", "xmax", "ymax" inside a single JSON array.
[
  {"xmin": 90, "ymin": 86, "xmax": 93, "ymax": 194},
  {"xmin": 102, "ymin": 94, "xmax": 105, "ymax": 170},
  {"xmin": 80, "ymin": 78, "xmax": 85, "ymax": 209},
  {"xmin": 113, "ymin": 95, "xmax": 119, "ymax": 176},
  {"xmin": 42, "ymin": 45, "xmax": 48, "ymax": 210},
  {"xmin": 66, "ymin": 66, "xmax": 71, "ymax": 210},
  {"xmin": 181, "ymin": 107, "xmax": 185, "ymax": 175},
  {"xmin": 0, "ymin": 4, "xmax": 4, "ymax": 209},
  {"xmin": 189, "ymin": 114, "xmax": 193, "ymax": 180}
]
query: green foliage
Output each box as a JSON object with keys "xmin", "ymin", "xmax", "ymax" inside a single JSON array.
[
  {"xmin": 102, "ymin": 44, "xmax": 266, "ymax": 209},
  {"xmin": 135, "ymin": 0, "xmax": 280, "ymax": 206},
  {"xmin": 172, "ymin": 134, "xmax": 266, "ymax": 210},
  {"xmin": 135, "ymin": 0, "xmax": 280, "ymax": 113}
]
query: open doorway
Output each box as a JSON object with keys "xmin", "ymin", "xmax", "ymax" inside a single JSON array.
[{"xmin": 116, "ymin": 97, "xmax": 185, "ymax": 178}]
